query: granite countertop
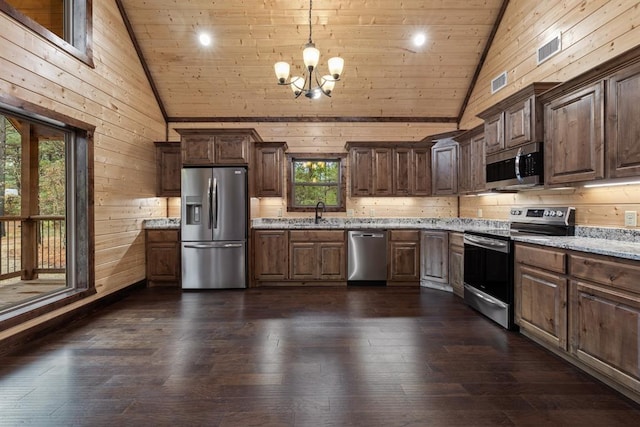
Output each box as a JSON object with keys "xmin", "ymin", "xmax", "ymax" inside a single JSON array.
[{"xmin": 143, "ymin": 216, "xmax": 640, "ymax": 261}]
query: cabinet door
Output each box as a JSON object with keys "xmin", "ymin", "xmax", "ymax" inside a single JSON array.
[
  {"xmin": 515, "ymin": 264, "xmax": 567, "ymax": 350},
  {"xmin": 372, "ymin": 147, "xmax": 393, "ymax": 195},
  {"xmin": 457, "ymin": 140, "xmax": 472, "ymax": 194},
  {"xmin": 146, "ymin": 230, "xmax": 180, "ymax": 286},
  {"xmin": 289, "ymin": 242, "xmax": 317, "ymax": 280},
  {"xmin": 448, "ymin": 233, "xmax": 464, "ymax": 298},
  {"xmin": 420, "ymin": 231, "xmax": 448, "ymax": 283},
  {"xmin": 569, "ymin": 279, "xmax": 640, "ymax": 393},
  {"xmin": 389, "ymin": 241, "xmax": 420, "ymax": 281},
  {"xmin": 484, "ymin": 111, "xmax": 504, "ymax": 154},
  {"xmin": 607, "ymin": 62, "xmax": 640, "ymax": 178},
  {"xmin": 470, "ymin": 133, "xmax": 486, "ymax": 192},
  {"xmin": 350, "ymin": 148, "xmax": 372, "ymax": 196},
  {"xmin": 253, "ymin": 230, "xmax": 288, "ymax": 280},
  {"xmin": 155, "ymin": 143, "xmax": 181, "ymax": 197},
  {"xmin": 215, "ymin": 135, "xmax": 249, "ymax": 164},
  {"xmin": 544, "ymin": 82, "xmax": 604, "ymax": 185},
  {"xmin": 318, "ymin": 242, "xmax": 346, "ymax": 280},
  {"xmin": 392, "ymin": 147, "xmax": 412, "ymax": 196},
  {"xmin": 412, "ymin": 148, "xmax": 431, "ymax": 196},
  {"xmin": 182, "ymin": 134, "xmax": 215, "ymax": 165},
  {"xmin": 504, "ymin": 97, "xmax": 532, "ymax": 148},
  {"xmin": 431, "ymin": 143, "xmax": 458, "ymax": 195},
  {"xmin": 255, "ymin": 145, "xmax": 283, "ymax": 197}
]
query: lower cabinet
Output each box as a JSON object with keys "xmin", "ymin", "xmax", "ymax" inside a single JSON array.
[
  {"xmin": 515, "ymin": 243, "xmax": 640, "ymax": 402},
  {"xmin": 253, "ymin": 230, "xmax": 288, "ymax": 280},
  {"xmin": 388, "ymin": 230, "xmax": 420, "ymax": 285},
  {"xmin": 515, "ymin": 244, "xmax": 568, "ymax": 350},
  {"xmin": 289, "ymin": 231, "xmax": 346, "ymax": 281},
  {"xmin": 420, "ymin": 230, "xmax": 449, "ymax": 290},
  {"xmin": 145, "ymin": 229, "xmax": 180, "ymax": 287},
  {"xmin": 448, "ymin": 232, "xmax": 464, "ymax": 297}
]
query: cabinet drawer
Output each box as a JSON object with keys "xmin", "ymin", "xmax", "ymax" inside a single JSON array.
[
  {"xmin": 389, "ymin": 230, "xmax": 420, "ymax": 241},
  {"xmin": 146, "ymin": 229, "xmax": 179, "ymax": 243},
  {"xmin": 570, "ymin": 254, "xmax": 640, "ymax": 294},
  {"xmin": 449, "ymin": 232, "xmax": 464, "ymax": 247},
  {"xmin": 516, "ymin": 244, "xmax": 566, "ymax": 274},
  {"xmin": 289, "ymin": 230, "xmax": 344, "ymax": 242}
]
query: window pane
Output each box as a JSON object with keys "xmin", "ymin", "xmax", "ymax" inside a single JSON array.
[
  {"xmin": 6, "ymin": 0, "xmax": 64, "ymax": 38},
  {"xmin": 294, "ymin": 160, "xmax": 339, "ymax": 184},
  {"xmin": 294, "ymin": 185, "xmax": 339, "ymax": 207}
]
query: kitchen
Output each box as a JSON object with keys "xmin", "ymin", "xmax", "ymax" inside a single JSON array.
[{"xmin": 2, "ymin": 0, "xmax": 640, "ymax": 424}]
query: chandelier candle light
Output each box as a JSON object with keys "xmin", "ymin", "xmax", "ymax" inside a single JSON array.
[{"xmin": 274, "ymin": 0, "xmax": 344, "ymax": 99}]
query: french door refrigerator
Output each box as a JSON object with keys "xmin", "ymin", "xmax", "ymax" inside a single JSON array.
[{"xmin": 181, "ymin": 167, "xmax": 247, "ymax": 289}]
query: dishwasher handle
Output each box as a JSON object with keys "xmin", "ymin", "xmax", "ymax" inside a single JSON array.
[{"xmin": 350, "ymin": 232, "xmax": 385, "ymax": 238}]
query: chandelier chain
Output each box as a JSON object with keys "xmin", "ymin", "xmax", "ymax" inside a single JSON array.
[{"xmin": 308, "ymin": 0, "xmax": 313, "ymax": 44}]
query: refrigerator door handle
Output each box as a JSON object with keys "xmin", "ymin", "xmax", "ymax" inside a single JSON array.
[
  {"xmin": 183, "ymin": 243, "xmax": 244, "ymax": 249},
  {"xmin": 212, "ymin": 177, "xmax": 219, "ymax": 229},
  {"xmin": 207, "ymin": 177, "xmax": 213, "ymax": 230}
]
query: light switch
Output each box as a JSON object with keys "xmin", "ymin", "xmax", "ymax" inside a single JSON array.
[{"xmin": 625, "ymin": 211, "xmax": 637, "ymax": 227}]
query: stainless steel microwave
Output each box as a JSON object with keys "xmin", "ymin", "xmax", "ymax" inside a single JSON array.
[{"xmin": 485, "ymin": 142, "xmax": 543, "ymax": 190}]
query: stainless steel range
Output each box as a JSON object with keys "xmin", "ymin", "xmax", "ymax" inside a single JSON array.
[{"xmin": 463, "ymin": 207, "xmax": 575, "ymax": 330}]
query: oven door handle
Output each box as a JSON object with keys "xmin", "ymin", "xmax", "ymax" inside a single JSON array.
[
  {"xmin": 464, "ymin": 284, "xmax": 508, "ymax": 309},
  {"xmin": 464, "ymin": 234, "xmax": 510, "ymax": 253}
]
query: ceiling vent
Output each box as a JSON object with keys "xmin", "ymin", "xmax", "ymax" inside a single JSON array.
[
  {"xmin": 537, "ymin": 32, "xmax": 562, "ymax": 65},
  {"xmin": 491, "ymin": 71, "xmax": 508, "ymax": 94}
]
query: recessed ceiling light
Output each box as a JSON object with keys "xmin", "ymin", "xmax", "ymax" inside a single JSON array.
[
  {"xmin": 198, "ymin": 33, "xmax": 212, "ymax": 47},
  {"xmin": 413, "ymin": 32, "xmax": 427, "ymax": 47}
]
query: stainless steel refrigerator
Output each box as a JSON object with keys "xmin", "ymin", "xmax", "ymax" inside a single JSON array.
[{"xmin": 181, "ymin": 167, "xmax": 247, "ymax": 289}]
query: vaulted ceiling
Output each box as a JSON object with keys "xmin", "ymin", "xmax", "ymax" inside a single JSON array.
[{"xmin": 118, "ymin": 0, "xmax": 507, "ymax": 121}]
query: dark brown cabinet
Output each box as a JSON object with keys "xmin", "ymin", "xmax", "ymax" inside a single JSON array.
[
  {"xmin": 420, "ymin": 230, "xmax": 449, "ymax": 288},
  {"xmin": 607, "ymin": 61, "xmax": 640, "ymax": 178},
  {"xmin": 455, "ymin": 125, "xmax": 485, "ymax": 194},
  {"xmin": 543, "ymin": 82, "xmax": 605, "ymax": 185},
  {"xmin": 289, "ymin": 230, "xmax": 346, "ymax": 281},
  {"xmin": 346, "ymin": 142, "xmax": 432, "ymax": 197},
  {"xmin": 448, "ymin": 232, "xmax": 464, "ymax": 297},
  {"xmin": 176, "ymin": 128, "xmax": 261, "ymax": 166},
  {"xmin": 253, "ymin": 230, "xmax": 288, "ymax": 281},
  {"xmin": 431, "ymin": 138, "xmax": 458, "ymax": 195},
  {"xmin": 145, "ymin": 229, "xmax": 180, "ymax": 287},
  {"xmin": 478, "ymin": 82, "xmax": 557, "ymax": 156},
  {"xmin": 254, "ymin": 142, "xmax": 286, "ymax": 197},
  {"xmin": 515, "ymin": 243, "xmax": 568, "ymax": 350},
  {"xmin": 154, "ymin": 142, "xmax": 181, "ymax": 197},
  {"xmin": 388, "ymin": 230, "xmax": 420, "ymax": 284}
]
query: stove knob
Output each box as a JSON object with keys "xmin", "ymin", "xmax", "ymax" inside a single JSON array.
[
  {"xmin": 543, "ymin": 211, "xmax": 549, "ymax": 216},
  {"xmin": 556, "ymin": 211, "xmax": 564, "ymax": 217},
  {"xmin": 549, "ymin": 211, "xmax": 556, "ymax": 217}
]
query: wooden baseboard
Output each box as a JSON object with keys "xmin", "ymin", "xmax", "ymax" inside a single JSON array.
[{"xmin": 0, "ymin": 280, "xmax": 146, "ymax": 357}]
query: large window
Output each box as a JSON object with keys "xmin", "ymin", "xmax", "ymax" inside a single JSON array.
[
  {"xmin": 0, "ymin": 103, "xmax": 93, "ymax": 329},
  {"xmin": 0, "ymin": 0, "xmax": 92, "ymax": 65},
  {"xmin": 287, "ymin": 154, "xmax": 346, "ymax": 212}
]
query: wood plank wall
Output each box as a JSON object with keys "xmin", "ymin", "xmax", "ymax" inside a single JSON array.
[
  {"xmin": 0, "ymin": 0, "xmax": 165, "ymax": 338},
  {"xmin": 458, "ymin": 0, "xmax": 640, "ymax": 227},
  {"xmin": 166, "ymin": 122, "xmax": 459, "ymax": 219}
]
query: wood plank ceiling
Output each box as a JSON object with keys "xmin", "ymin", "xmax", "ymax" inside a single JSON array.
[{"xmin": 117, "ymin": 0, "xmax": 507, "ymax": 121}]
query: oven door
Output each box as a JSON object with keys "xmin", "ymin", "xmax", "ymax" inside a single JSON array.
[{"xmin": 463, "ymin": 233, "xmax": 515, "ymax": 329}]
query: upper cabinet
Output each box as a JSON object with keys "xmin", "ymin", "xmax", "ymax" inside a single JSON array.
[
  {"xmin": 540, "ymin": 46, "xmax": 640, "ymax": 186},
  {"xmin": 478, "ymin": 83, "xmax": 559, "ymax": 156},
  {"xmin": 154, "ymin": 142, "xmax": 181, "ymax": 197},
  {"xmin": 454, "ymin": 125, "xmax": 485, "ymax": 194},
  {"xmin": 176, "ymin": 128, "xmax": 262, "ymax": 166},
  {"xmin": 254, "ymin": 142, "xmax": 287, "ymax": 197},
  {"xmin": 345, "ymin": 142, "xmax": 432, "ymax": 197},
  {"xmin": 430, "ymin": 138, "xmax": 458, "ymax": 195}
]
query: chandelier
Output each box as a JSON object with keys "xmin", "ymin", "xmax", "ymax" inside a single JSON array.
[{"xmin": 274, "ymin": 0, "xmax": 344, "ymax": 99}]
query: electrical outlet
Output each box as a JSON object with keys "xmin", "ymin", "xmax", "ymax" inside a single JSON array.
[
  {"xmin": 347, "ymin": 209, "xmax": 354, "ymax": 217},
  {"xmin": 625, "ymin": 211, "xmax": 637, "ymax": 227},
  {"xmin": 370, "ymin": 208, "xmax": 375, "ymax": 217},
  {"xmin": 477, "ymin": 209, "xmax": 483, "ymax": 218},
  {"xmin": 277, "ymin": 208, "xmax": 283, "ymax": 218}
]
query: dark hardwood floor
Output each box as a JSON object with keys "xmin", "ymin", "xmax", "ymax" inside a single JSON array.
[{"xmin": 1, "ymin": 286, "xmax": 640, "ymax": 426}]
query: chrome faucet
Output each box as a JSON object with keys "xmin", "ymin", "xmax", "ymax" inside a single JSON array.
[{"xmin": 315, "ymin": 201, "xmax": 326, "ymax": 224}]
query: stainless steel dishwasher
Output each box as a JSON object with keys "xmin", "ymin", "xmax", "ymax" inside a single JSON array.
[{"xmin": 347, "ymin": 230, "xmax": 388, "ymax": 284}]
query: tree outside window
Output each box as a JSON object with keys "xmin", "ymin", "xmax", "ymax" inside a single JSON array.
[{"xmin": 287, "ymin": 154, "xmax": 346, "ymax": 212}]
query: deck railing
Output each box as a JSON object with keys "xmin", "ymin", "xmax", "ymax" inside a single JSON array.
[{"xmin": 0, "ymin": 216, "xmax": 66, "ymax": 280}]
